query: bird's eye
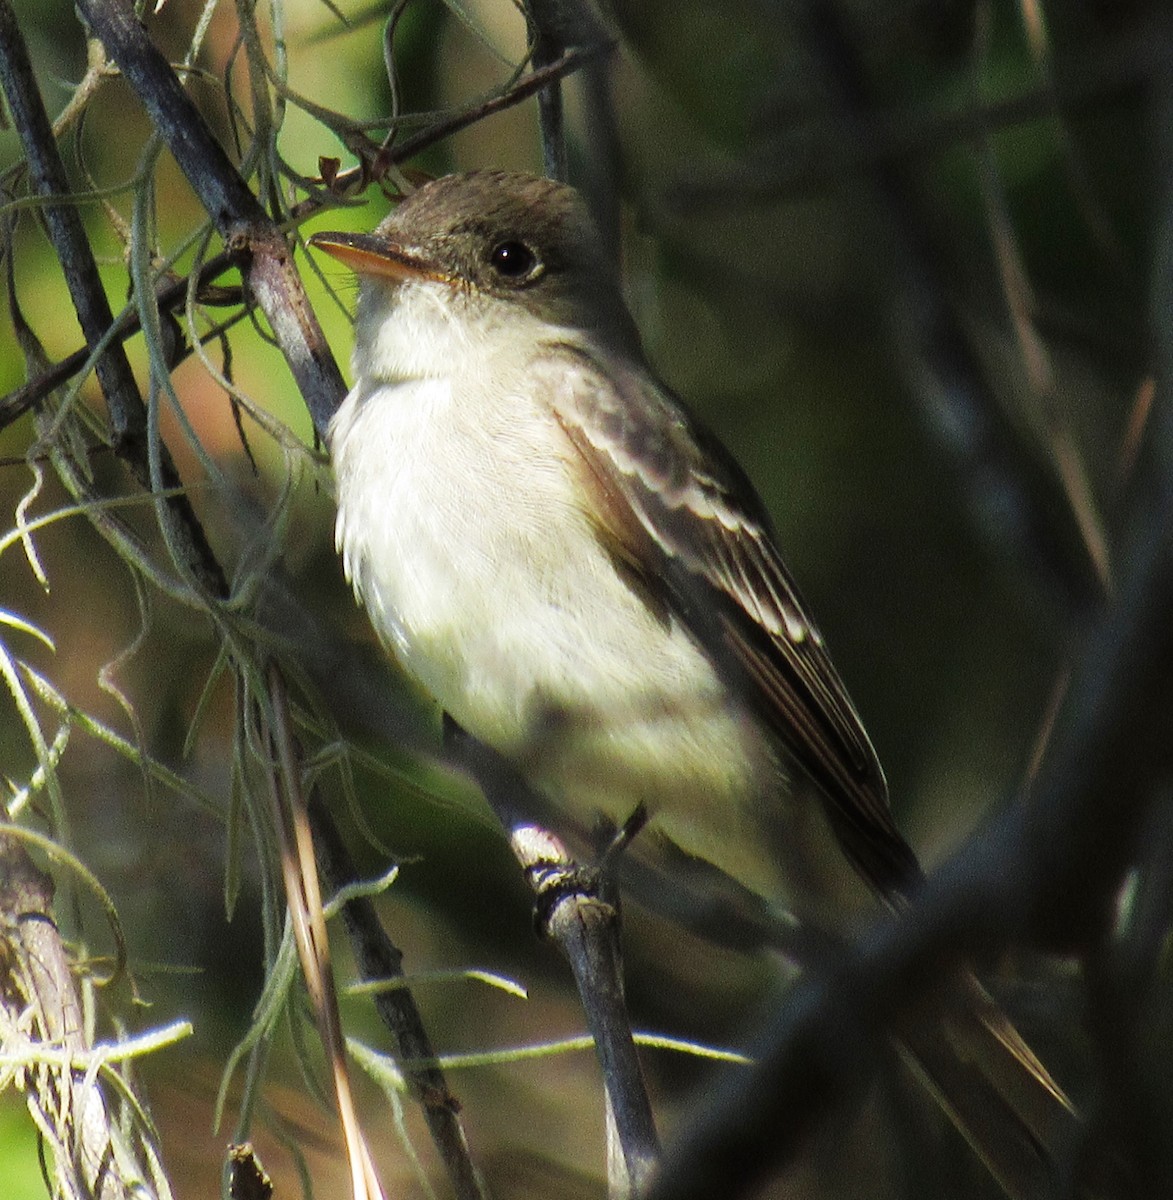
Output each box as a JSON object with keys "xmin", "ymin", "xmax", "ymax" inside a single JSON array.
[{"xmin": 488, "ymin": 240, "xmax": 540, "ymax": 281}]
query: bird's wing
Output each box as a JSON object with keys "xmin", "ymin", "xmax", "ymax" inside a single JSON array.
[{"xmin": 537, "ymin": 341, "xmax": 920, "ymax": 898}]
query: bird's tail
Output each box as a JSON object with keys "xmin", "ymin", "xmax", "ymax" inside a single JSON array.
[{"xmin": 897, "ymin": 969, "xmax": 1077, "ymax": 1200}]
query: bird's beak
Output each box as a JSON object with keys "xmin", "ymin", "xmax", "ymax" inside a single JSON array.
[{"xmin": 308, "ymin": 231, "xmax": 447, "ymax": 284}]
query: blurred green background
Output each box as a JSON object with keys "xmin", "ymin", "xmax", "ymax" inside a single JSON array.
[{"xmin": 0, "ymin": 0, "xmax": 1159, "ymax": 1196}]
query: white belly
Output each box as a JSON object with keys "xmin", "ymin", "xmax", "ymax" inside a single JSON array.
[{"xmin": 329, "ymin": 376, "xmax": 786, "ymax": 884}]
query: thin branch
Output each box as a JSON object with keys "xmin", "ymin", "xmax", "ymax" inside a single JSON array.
[
  {"xmin": 443, "ymin": 719, "xmax": 660, "ymax": 1195},
  {"xmin": 0, "ymin": 0, "xmax": 226, "ymax": 598},
  {"xmin": 525, "ymin": 0, "xmax": 568, "ymax": 182},
  {"xmin": 307, "ymin": 794, "xmax": 489, "ymax": 1200},
  {"xmin": 0, "ymin": 833, "xmax": 168, "ymax": 1200},
  {"xmin": 525, "ymin": 0, "xmax": 622, "ymax": 251},
  {"xmin": 0, "ymin": 2, "xmax": 142, "ymax": 449},
  {"xmin": 75, "ymin": 0, "xmax": 346, "ymax": 441}
]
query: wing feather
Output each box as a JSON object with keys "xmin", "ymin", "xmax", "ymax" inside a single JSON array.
[{"xmin": 539, "ymin": 342, "xmax": 920, "ymax": 898}]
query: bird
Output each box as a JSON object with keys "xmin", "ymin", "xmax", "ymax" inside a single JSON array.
[{"xmin": 309, "ymin": 169, "xmax": 1074, "ymax": 1197}]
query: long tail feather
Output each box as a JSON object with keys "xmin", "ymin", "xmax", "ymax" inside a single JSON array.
[{"xmin": 899, "ymin": 970, "xmax": 1077, "ymax": 1200}]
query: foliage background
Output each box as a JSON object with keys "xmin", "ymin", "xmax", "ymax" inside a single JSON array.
[{"xmin": 0, "ymin": 1, "xmax": 1166, "ymax": 1197}]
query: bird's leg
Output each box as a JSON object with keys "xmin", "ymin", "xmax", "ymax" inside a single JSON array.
[{"xmin": 601, "ymin": 802, "xmax": 650, "ymax": 868}]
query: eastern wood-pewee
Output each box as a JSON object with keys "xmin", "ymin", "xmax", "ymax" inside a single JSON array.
[{"xmin": 310, "ymin": 170, "xmax": 1071, "ymax": 1196}]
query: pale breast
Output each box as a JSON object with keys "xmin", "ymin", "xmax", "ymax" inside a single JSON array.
[
  {"xmin": 331, "ymin": 373, "xmax": 764, "ymax": 792},
  {"xmin": 331, "ymin": 375, "xmax": 688, "ymax": 710}
]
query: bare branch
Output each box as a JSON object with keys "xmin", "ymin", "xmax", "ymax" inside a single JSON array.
[
  {"xmin": 0, "ymin": 833, "xmax": 170, "ymax": 1200},
  {"xmin": 307, "ymin": 794, "xmax": 489, "ymax": 1200},
  {"xmin": 525, "ymin": 0, "xmax": 568, "ymax": 182},
  {"xmin": 441, "ymin": 717, "xmax": 660, "ymax": 1196},
  {"xmin": 0, "ymin": 2, "xmax": 141, "ymax": 449},
  {"xmin": 74, "ymin": 0, "xmax": 346, "ymax": 440},
  {"xmin": 0, "ymin": 0, "xmax": 226, "ymax": 598}
]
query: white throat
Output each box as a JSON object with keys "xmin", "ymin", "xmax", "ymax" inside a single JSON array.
[{"xmin": 351, "ymin": 277, "xmax": 562, "ymax": 388}]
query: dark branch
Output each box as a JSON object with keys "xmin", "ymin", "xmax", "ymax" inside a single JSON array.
[
  {"xmin": 648, "ymin": 48, "xmax": 1173, "ymax": 1195},
  {"xmin": 0, "ymin": 0, "xmax": 227, "ymax": 597},
  {"xmin": 525, "ymin": 0, "xmax": 569, "ymax": 182},
  {"xmin": 75, "ymin": 0, "xmax": 346, "ymax": 440},
  {"xmin": 306, "ymin": 796, "xmax": 488, "ymax": 1200},
  {"xmin": 442, "ymin": 718, "xmax": 660, "ymax": 1191}
]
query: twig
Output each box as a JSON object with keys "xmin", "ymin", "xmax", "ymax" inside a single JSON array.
[
  {"xmin": 0, "ymin": 833, "xmax": 166, "ymax": 1200},
  {"xmin": 4, "ymin": 11, "xmax": 483, "ymax": 1195},
  {"xmin": 75, "ymin": 0, "xmax": 346, "ymax": 441},
  {"xmin": 443, "ymin": 719, "xmax": 659, "ymax": 1196},
  {"xmin": 307, "ymin": 795, "xmax": 489, "ymax": 1200},
  {"xmin": 0, "ymin": 0, "xmax": 226, "ymax": 598},
  {"xmin": 576, "ymin": 51, "xmax": 623, "ymax": 254},
  {"xmin": 526, "ymin": 1, "xmax": 622, "ymax": 250},
  {"xmin": 525, "ymin": 0, "xmax": 569, "ymax": 182}
]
